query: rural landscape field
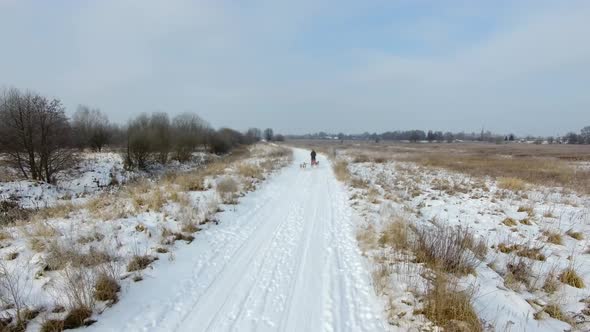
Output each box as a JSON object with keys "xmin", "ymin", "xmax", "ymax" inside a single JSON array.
[{"xmin": 1, "ymin": 1, "xmax": 590, "ymax": 331}]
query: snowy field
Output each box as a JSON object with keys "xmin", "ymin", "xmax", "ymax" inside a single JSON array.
[
  {"xmin": 0, "ymin": 144, "xmax": 293, "ymax": 331},
  {"xmin": 323, "ymin": 142, "xmax": 590, "ymax": 332}
]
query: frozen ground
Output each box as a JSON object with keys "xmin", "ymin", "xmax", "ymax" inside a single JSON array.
[
  {"xmin": 343, "ymin": 153, "xmax": 590, "ymax": 331},
  {"xmin": 85, "ymin": 148, "xmax": 386, "ymax": 332}
]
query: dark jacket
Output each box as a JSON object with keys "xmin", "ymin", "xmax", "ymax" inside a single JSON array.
[{"xmin": 311, "ymin": 150, "xmax": 317, "ymax": 159}]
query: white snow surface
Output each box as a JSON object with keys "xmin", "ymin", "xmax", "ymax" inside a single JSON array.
[{"xmin": 86, "ymin": 148, "xmax": 386, "ymax": 332}]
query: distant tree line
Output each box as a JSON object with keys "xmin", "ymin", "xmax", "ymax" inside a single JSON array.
[
  {"xmin": 0, "ymin": 87, "xmax": 285, "ymax": 182},
  {"xmin": 291, "ymin": 126, "xmax": 590, "ymax": 145}
]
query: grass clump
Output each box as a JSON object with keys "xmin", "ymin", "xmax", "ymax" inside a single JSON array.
[
  {"xmin": 566, "ymin": 229, "xmax": 584, "ymax": 240},
  {"xmin": 543, "ymin": 273, "xmax": 560, "ymax": 293},
  {"xmin": 216, "ymin": 177, "xmax": 239, "ymax": 204},
  {"xmin": 237, "ymin": 163, "xmax": 264, "ymax": 180},
  {"xmin": 413, "ymin": 225, "xmax": 479, "ymax": 276},
  {"xmin": 94, "ymin": 274, "xmax": 121, "ymax": 303},
  {"xmin": 559, "ymin": 267, "xmax": 585, "ymax": 288},
  {"xmin": 423, "ymin": 274, "xmax": 482, "ymax": 332},
  {"xmin": 505, "ymin": 258, "xmax": 532, "ymax": 289},
  {"xmin": 332, "ymin": 160, "xmax": 350, "ymax": 182},
  {"xmin": 378, "ymin": 218, "xmax": 408, "ymax": 250},
  {"xmin": 543, "ymin": 304, "xmax": 571, "ymax": 323},
  {"xmin": 41, "ymin": 319, "xmax": 65, "ymax": 332},
  {"xmin": 517, "ymin": 205, "xmax": 534, "ymax": 217},
  {"xmin": 63, "ymin": 306, "xmax": 93, "ymax": 329},
  {"xmin": 501, "ymin": 217, "xmax": 518, "ymax": 227},
  {"xmin": 127, "ymin": 255, "xmax": 156, "ymax": 272},
  {"xmin": 498, "ymin": 177, "xmax": 526, "ymax": 191},
  {"xmin": 543, "ymin": 230, "xmax": 563, "ymax": 245}
]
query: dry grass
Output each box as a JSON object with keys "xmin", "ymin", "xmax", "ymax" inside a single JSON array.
[
  {"xmin": 497, "ymin": 243, "xmax": 545, "ymax": 261},
  {"xmin": 127, "ymin": 255, "xmax": 156, "ymax": 272},
  {"xmin": 181, "ymin": 222, "xmax": 200, "ymax": 234},
  {"xmin": 41, "ymin": 319, "xmax": 65, "ymax": 332},
  {"xmin": 94, "ymin": 274, "xmax": 120, "ymax": 303},
  {"xmin": 216, "ymin": 177, "xmax": 239, "ymax": 204},
  {"xmin": 566, "ymin": 229, "xmax": 584, "ymax": 240},
  {"xmin": 422, "ymin": 273, "xmax": 482, "ymax": 332},
  {"xmin": 44, "ymin": 243, "xmax": 115, "ymax": 271},
  {"xmin": 34, "ymin": 202, "xmax": 76, "ymax": 221},
  {"xmin": 173, "ymin": 172, "xmax": 207, "ymax": 191},
  {"xmin": 559, "ymin": 267, "xmax": 585, "ymax": 288},
  {"xmin": 543, "ymin": 273, "xmax": 560, "ymax": 293},
  {"xmin": 63, "ymin": 306, "xmax": 93, "ymax": 329},
  {"xmin": 520, "ymin": 218, "xmax": 533, "ymax": 225},
  {"xmin": 517, "ymin": 205, "xmax": 535, "ymax": 217},
  {"xmin": 332, "ymin": 160, "xmax": 351, "ymax": 182},
  {"xmin": 237, "ymin": 163, "xmax": 264, "ymax": 180},
  {"xmin": 543, "ymin": 230, "xmax": 563, "ymax": 245},
  {"xmin": 501, "ymin": 217, "xmax": 518, "ymax": 227},
  {"xmin": 350, "ymin": 177, "xmax": 369, "ymax": 189},
  {"xmin": 498, "ymin": 177, "xmax": 526, "ymax": 191},
  {"xmin": 505, "ymin": 258, "xmax": 532, "ymax": 289},
  {"xmin": 413, "ymin": 225, "xmax": 480, "ymax": 276},
  {"xmin": 543, "ymin": 304, "xmax": 571, "ymax": 323},
  {"xmin": 378, "ymin": 217, "xmax": 408, "ymax": 250},
  {"xmin": 407, "ymin": 151, "xmax": 588, "ymax": 194}
]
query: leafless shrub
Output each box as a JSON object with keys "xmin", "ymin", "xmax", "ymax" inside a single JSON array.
[
  {"xmin": 71, "ymin": 105, "xmax": 111, "ymax": 152},
  {"xmin": 58, "ymin": 266, "xmax": 98, "ymax": 310},
  {"xmin": 0, "ymin": 260, "xmax": 31, "ymax": 328}
]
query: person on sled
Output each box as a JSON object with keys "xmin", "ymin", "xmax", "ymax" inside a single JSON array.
[{"xmin": 311, "ymin": 150, "xmax": 318, "ymax": 166}]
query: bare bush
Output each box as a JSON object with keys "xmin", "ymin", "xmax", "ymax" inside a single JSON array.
[
  {"xmin": 71, "ymin": 105, "xmax": 111, "ymax": 152},
  {"xmin": 171, "ymin": 113, "xmax": 208, "ymax": 161},
  {"xmin": 0, "ymin": 260, "xmax": 31, "ymax": 328}
]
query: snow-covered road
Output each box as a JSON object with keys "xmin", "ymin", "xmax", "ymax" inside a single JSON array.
[{"xmin": 87, "ymin": 148, "xmax": 385, "ymax": 332}]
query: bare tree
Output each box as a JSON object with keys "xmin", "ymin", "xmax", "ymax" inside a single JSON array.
[
  {"xmin": 171, "ymin": 113, "xmax": 208, "ymax": 161},
  {"xmin": 264, "ymin": 128, "xmax": 274, "ymax": 141},
  {"xmin": 71, "ymin": 105, "xmax": 111, "ymax": 152},
  {"xmin": 0, "ymin": 88, "xmax": 76, "ymax": 182},
  {"xmin": 245, "ymin": 128, "xmax": 262, "ymax": 143}
]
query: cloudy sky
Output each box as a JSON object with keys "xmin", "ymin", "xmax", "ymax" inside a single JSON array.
[{"xmin": 1, "ymin": 0, "xmax": 589, "ymax": 136}]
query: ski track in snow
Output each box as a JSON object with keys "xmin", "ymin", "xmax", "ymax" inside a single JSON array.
[{"xmin": 87, "ymin": 148, "xmax": 385, "ymax": 332}]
